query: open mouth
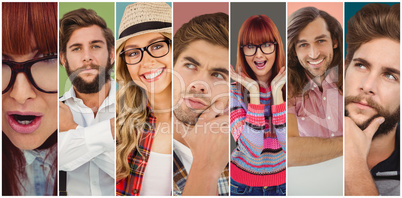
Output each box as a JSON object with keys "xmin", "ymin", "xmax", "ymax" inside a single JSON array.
[
  {"xmin": 7, "ymin": 113, "xmax": 42, "ymax": 134},
  {"xmin": 141, "ymin": 67, "xmax": 166, "ymax": 82},
  {"xmin": 254, "ymin": 61, "xmax": 267, "ymax": 70}
]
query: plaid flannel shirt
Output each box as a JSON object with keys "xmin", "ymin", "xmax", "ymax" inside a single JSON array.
[
  {"xmin": 173, "ymin": 149, "xmax": 229, "ymax": 196},
  {"xmin": 116, "ymin": 106, "xmax": 156, "ymax": 196}
]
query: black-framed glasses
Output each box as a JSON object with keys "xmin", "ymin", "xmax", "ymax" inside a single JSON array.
[
  {"xmin": 241, "ymin": 42, "xmax": 277, "ymax": 56},
  {"xmin": 2, "ymin": 55, "xmax": 58, "ymax": 94},
  {"xmin": 120, "ymin": 39, "xmax": 171, "ymax": 65}
]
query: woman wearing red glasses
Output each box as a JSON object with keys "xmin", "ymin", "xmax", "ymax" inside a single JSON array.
[{"xmin": 2, "ymin": 2, "xmax": 58, "ymax": 196}]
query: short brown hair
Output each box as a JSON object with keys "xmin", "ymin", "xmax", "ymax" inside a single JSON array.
[
  {"xmin": 59, "ymin": 8, "xmax": 114, "ymax": 56},
  {"xmin": 288, "ymin": 7, "xmax": 343, "ymax": 98},
  {"xmin": 345, "ymin": 3, "xmax": 400, "ymax": 67},
  {"xmin": 173, "ymin": 12, "xmax": 228, "ymax": 65}
]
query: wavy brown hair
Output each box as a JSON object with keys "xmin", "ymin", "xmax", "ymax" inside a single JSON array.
[
  {"xmin": 235, "ymin": 15, "xmax": 286, "ymax": 100},
  {"xmin": 288, "ymin": 7, "xmax": 343, "ymax": 98},
  {"xmin": 345, "ymin": 3, "xmax": 400, "ymax": 67},
  {"xmin": 116, "ymin": 32, "xmax": 172, "ymax": 180},
  {"xmin": 2, "ymin": 2, "xmax": 57, "ymax": 195}
]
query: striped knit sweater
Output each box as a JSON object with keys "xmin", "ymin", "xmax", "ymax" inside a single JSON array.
[{"xmin": 230, "ymin": 82, "xmax": 286, "ymax": 187}]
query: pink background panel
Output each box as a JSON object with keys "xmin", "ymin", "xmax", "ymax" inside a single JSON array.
[
  {"xmin": 173, "ymin": 2, "xmax": 229, "ymax": 34},
  {"xmin": 288, "ymin": 2, "xmax": 343, "ymax": 28}
]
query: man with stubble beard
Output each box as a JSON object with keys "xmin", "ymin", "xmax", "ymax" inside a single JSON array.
[
  {"xmin": 344, "ymin": 3, "xmax": 400, "ymax": 196},
  {"xmin": 172, "ymin": 12, "xmax": 230, "ymax": 196},
  {"xmin": 58, "ymin": 8, "xmax": 115, "ymax": 196}
]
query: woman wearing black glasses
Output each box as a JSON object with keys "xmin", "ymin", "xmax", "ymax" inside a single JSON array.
[
  {"xmin": 2, "ymin": 2, "xmax": 58, "ymax": 196},
  {"xmin": 230, "ymin": 15, "xmax": 287, "ymax": 196},
  {"xmin": 115, "ymin": 2, "xmax": 172, "ymax": 196}
]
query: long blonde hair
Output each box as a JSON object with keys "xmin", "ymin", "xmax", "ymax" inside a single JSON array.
[{"xmin": 116, "ymin": 32, "xmax": 172, "ymax": 180}]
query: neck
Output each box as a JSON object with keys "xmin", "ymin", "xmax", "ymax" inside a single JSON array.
[
  {"xmin": 307, "ymin": 70, "xmax": 326, "ymax": 89},
  {"xmin": 256, "ymin": 70, "xmax": 272, "ymax": 88},
  {"xmin": 147, "ymin": 83, "xmax": 172, "ymax": 122},
  {"xmin": 74, "ymin": 80, "xmax": 111, "ymax": 116},
  {"xmin": 173, "ymin": 114, "xmax": 192, "ymax": 148},
  {"xmin": 367, "ymin": 125, "xmax": 397, "ymax": 169}
]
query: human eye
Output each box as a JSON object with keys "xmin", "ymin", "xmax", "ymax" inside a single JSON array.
[
  {"xmin": 298, "ymin": 43, "xmax": 307, "ymax": 48},
  {"xmin": 246, "ymin": 44, "xmax": 256, "ymax": 49},
  {"xmin": 212, "ymin": 72, "xmax": 226, "ymax": 80},
  {"xmin": 126, "ymin": 49, "xmax": 140, "ymax": 57},
  {"xmin": 263, "ymin": 42, "xmax": 272, "ymax": 47},
  {"xmin": 92, "ymin": 44, "xmax": 101, "ymax": 49},
  {"xmin": 185, "ymin": 63, "xmax": 196, "ymax": 70},
  {"xmin": 354, "ymin": 63, "xmax": 367, "ymax": 70},
  {"xmin": 384, "ymin": 72, "xmax": 398, "ymax": 81},
  {"xmin": 318, "ymin": 39, "xmax": 326, "ymax": 44},
  {"xmin": 71, "ymin": 47, "xmax": 81, "ymax": 52},
  {"xmin": 151, "ymin": 43, "xmax": 165, "ymax": 50}
]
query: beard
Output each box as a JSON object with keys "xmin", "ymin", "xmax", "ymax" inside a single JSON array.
[
  {"xmin": 173, "ymin": 89, "xmax": 211, "ymax": 126},
  {"xmin": 65, "ymin": 57, "xmax": 113, "ymax": 94},
  {"xmin": 345, "ymin": 95, "xmax": 400, "ymax": 139}
]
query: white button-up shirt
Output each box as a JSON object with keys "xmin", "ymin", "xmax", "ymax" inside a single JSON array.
[{"xmin": 59, "ymin": 80, "xmax": 115, "ymax": 196}]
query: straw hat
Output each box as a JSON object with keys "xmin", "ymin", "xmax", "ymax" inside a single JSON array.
[{"xmin": 116, "ymin": 2, "xmax": 172, "ymax": 51}]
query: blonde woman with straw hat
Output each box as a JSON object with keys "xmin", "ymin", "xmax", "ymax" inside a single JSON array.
[{"xmin": 115, "ymin": 2, "xmax": 172, "ymax": 196}]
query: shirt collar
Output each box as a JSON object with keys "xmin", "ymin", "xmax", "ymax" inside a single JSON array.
[
  {"xmin": 60, "ymin": 79, "xmax": 116, "ymax": 106},
  {"xmin": 23, "ymin": 147, "xmax": 55, "ymax": 166}
]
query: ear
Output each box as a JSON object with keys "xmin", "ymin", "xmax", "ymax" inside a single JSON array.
[
  {"xmin": 110, "ymin": 47, "xmax": 115, "ymax": 64},
  {"xmin": 60, "ymin": 54, "xmax": 66, "ymax": 68},
  {"xmin": 333, "ymin": 39, "xmax": 338, "ymax": 49}
]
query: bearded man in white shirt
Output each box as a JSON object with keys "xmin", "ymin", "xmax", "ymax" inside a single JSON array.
[{"xmin": 58, "ymin": 8, "xmax": 115, "ymax": 196}]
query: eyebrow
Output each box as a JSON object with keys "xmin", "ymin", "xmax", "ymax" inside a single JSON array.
[
  {"xmin": 212, "ymin": 67, "xmax": 229, "ymax": 76},
  {"xmin": 353, "ymin": 57, "xmax": 400, "ymax": 75},
  {"xmin": 296, "ymin": 34, "xmax": 329, "ymax": 44},
  {"xmin": 68, "ymin": 40, "xmax": 105, "ymax": 49},
  {"xmin": 183, "ymin": 56, "xmax": 201, "ymax": 67},
  {"xmin": 124, "ymin": 36, "xmax": 165, "ymax": 49}
]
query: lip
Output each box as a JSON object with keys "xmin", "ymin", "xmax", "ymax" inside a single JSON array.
[
  {"xmin": 308, "ymin": 58, "xmax": 324, "ymax": 69},
  {"xmin": 254, "ymin": 60, "xmax": 267, "ymax": 70},
  {"xmin": 140, "ymin": 67, "xmax": 166, "ymax": 82},
  {"xmin": 6, "ymin": 111, "xmax": 43, "ymax": 134},
  {"xmin": 352, "ymin": 101, "xmax": 375, "ymax": 111},
  {"xmin": 80, "ymin": 68, "xmax": 98, "ymax": 75},
  {"xmin": 183, "ymin": 97, "xmax": 208, "ymax": 109}
]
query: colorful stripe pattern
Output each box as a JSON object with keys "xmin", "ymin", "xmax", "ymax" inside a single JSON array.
[{"xmin": 230, "ymin": 82, "xmax": 286, "ymax": 187}]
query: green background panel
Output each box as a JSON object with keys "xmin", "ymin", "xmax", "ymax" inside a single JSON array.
[{"xmin": 59, "ymin": 2, "xmax": 115, "ymax": 96}]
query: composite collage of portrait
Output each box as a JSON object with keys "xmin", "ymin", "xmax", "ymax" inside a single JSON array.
[{"xmin": 1, "ymin": 1, "xmax": 400, "ymax": 196}]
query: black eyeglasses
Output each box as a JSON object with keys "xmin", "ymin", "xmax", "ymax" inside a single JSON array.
[
  {"xmin": 2, "ymin": 55, "xmax": 58, "ymax": 94},
  {"xmin": 241, "ymin": 42, "xmax": 277, "ymax": 56},
  {"xmin": 120, "ymin": 39, "xmax": 171, "ymax": 65}
]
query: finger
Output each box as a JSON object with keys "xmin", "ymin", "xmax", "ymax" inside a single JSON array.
[
  {"xmin": 363, "ymin": 117, "xmax": 385, "ymax": 139},
  {"xmin": 279, "ymin": 66, "xmax": 286, "ymax": 74},
  {"xmin": 198, "ymin": 101, "xmax": 223, "ymax": 123}
]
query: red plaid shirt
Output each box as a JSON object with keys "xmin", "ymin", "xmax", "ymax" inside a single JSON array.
[{"xmin": 116, "ymin": 106, "xmax": 156, "ymax": 196}]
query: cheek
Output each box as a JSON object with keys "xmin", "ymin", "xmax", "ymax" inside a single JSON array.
[
  {"xmin": 128, "ymin": 66, "xmax": 141, "ymax": 82},
  {"xmin": 43, "ymin": 93, "xmax": 58, "ymax": 129},
  {"xmin": 245, "ymin": 56, "xmax": 254, "ymax": 66}
]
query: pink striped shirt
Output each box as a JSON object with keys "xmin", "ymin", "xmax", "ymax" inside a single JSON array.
[{"xmin": 288, "ymin": 67, "xmax": 343, "ymax": 138}]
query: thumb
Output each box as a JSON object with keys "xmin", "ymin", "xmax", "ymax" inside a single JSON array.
[{"xmin": 363, "ymin": 117, "xmax": 385, "ymax": 139}]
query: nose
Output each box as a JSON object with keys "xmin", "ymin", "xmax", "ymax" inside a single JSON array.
[
  {"xmin": 308, "ymin": 45, "xmax": 320, "ymax": 59},
  {"xmin": 360, "ymin": 73, "xmax": 377, "ymax": 96},
  {"xmin": 82, "ymin": 48, "xmax": 93, "ymax": 63},
  {"xmin": 255, "ymin": 47, "xmax": 264, "ymax": 57},
  {"xmin": 141, "ymin": 50, "xmax": 156, "ymax": 67},
  {"xmin": 9, "ymin": 73, "xmax": 36, "ymax": 104},
  {"xmin": 190, "ymin": 80, "xmax": 209, "ymax": 94}
]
